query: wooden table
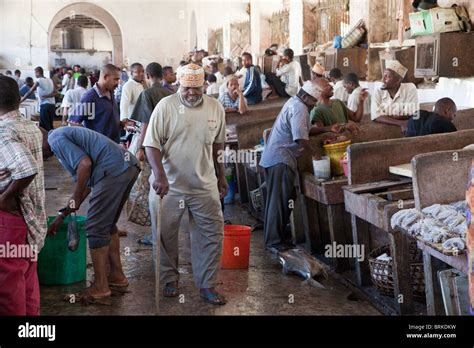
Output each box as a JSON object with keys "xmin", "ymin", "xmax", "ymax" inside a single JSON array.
[
  {"xmin": 344, "ymin": 178, "xmax": 417, "ymax": 314},
  {"xmin": 389, "ymin": 163, "xmax": 412, "ymax": 178},
  {"xmin": 226, "ymin": 98, "xmax": 286, "ymax": 205},
  {"xmin": 417, "ymin": 240, "xmax": 468, "ymax": 315},
  {"xmin": 243, "ymin": 157, "xmax": 265, "ymax": 222},
  {"xmin": 302, "ymin": 173, "xmax": 352, "ymax": 272}
]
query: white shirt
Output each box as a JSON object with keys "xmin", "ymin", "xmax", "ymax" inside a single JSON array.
[
  {"xmin": 143, "ymin": 94, "xmax": 226, "ymax": 195},
  {"xmin": 332, "ymin": 80, "xmax": 349, "ymax": 104},
  {"xmin": 14, "ymin": 76, "xmax": 24, "ymax": 88},
  {"xmin": 120, "ymin": 79, "xmax": 145, "ymax": 120},
  {"xmin": 276, "ymin": 61, "xmax": 302, "ymax": 97},
  {"xmin": 36, "ymin": 77, "xmax": 55, "ymax": 105},
  {"xmin": 214, "ymin": 72, "xmax": 224, "ymax": 85},
  {"xmin": 61, "ymin": 86, "xmax": 87, "ymax": 110},
  {"xmin": 237, "ymin": 67, "xmax": 247, "ymax": 89},
  {"xmin": 371, "ymin": 83, "xmax": 419, "ymax": 120},
  {"xmin": 61, "ymin": 74, "xmax": 74, "ymax": 96},
  {"xmin": 207, "ymin": 83, "xmax": 220, "ymax": 95},
  {"xmin": 219, "ymin": 79, "xmax": 229, "ymax": 98},
  {"xmin": 347, "ymin": 86, "xmax": 371, "ymax": 114}
]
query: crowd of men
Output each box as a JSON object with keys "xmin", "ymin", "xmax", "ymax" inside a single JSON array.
[{"xmin": 0, "ymin": 46, "xmax": 459, "ymax": 314}]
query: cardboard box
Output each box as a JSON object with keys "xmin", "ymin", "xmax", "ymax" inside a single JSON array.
[{"xmin": 409, "ymin": 8, "xmax": 461, "ymax": 37}]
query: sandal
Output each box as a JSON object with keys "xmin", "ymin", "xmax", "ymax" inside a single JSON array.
[
  {"xmin": 200, "ymin": 289, "xmax": 227, "ymax": 305},
  {"xmin": 108, "ymin": 279, "xmax": 129, "ymax": 288},
  {"xmin": 66, "ymin": 289, "xmax": 112, "ymax": 306},
  {"xmin": 163, "ymin": 282, "xmax": 179, "ymax": 297}
]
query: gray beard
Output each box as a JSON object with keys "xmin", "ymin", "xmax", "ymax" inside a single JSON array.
[{"xmin": 179, "ymin": 93, "xmax": 203, "ymax": 108}]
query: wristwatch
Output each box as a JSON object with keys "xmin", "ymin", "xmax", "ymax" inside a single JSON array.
[{"xmin": 58, "ymin": 207, "xmax": 68, "ymax": 218}]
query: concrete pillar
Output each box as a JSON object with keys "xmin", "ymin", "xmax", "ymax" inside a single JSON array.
[
  {"xmin": 250, "ymin": 1, "xmax": 273, "ymax": 60},
  {"xmin": 289, "ymin": 0, "xmax": 303, "ymax": 54},
  {"xmin": 223, "ymin": 21, "xmax": 231, "ymax": 59}
]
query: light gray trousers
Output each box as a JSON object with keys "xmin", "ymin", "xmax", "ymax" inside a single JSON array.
[{"xmin": 149, "ymin": 184, "xmax": 224, "ymax": 289}]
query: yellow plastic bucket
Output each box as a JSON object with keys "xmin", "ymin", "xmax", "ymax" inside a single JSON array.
[{"xmin": 323, "ymin": 140, "xmax": 351, "ymax": 176}]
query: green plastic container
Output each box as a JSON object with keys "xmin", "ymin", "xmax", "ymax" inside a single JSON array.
[{"xmin": 38, "ymin": 215, "xmax": 87, "ymax": 285}]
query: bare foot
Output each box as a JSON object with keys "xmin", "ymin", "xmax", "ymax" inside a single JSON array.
[
  {"xmin": 117, "ymin": 229, "xmax": 127, "ymax": 237},
  {"xmin": 108, "ymin": 275, "xmax": 129, "ymax": 287},
  {"xmin": 81, "ymin": 285, "xmax": 111, "ymax": 299}
]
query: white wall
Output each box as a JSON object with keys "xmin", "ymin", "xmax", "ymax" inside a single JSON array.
[
  {"xmin": 50, "ymin": 27, "xmax": 113, "ymax": 51},
  {"xmin": 349, "ymin": 0, "xmax": 370, "ymax": 28},
  {"xmin": 289, "ymin": 0, "xmax": 303, "ymax": 55},
  {"xmin": 188, "ymin": 0, "xmax": 249, "ymax": 56},
  {"xmin": 250, "ymin": 0, "xmax": 285, "ymax": 58},
  {"xmin": 0, "ymin": 0, "xmax": 257, "ymax": 72},
  {"xmin": 48, "ymin": 51, "xmax": 112, "ymax": 70},
  {"xmin": 0, "ymin": 0, "xmax": 189, "ymax": 71}
]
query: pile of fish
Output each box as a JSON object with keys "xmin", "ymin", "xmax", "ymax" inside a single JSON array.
[
  {"xmin": 390, "ymin": 202, "xmax": 467, "ymax": 253},
  {"xmin": 422, "ymin": 204, "xmax": 466, "ymax": 238},
  {"xmin": 277, "ymin": 248, "xmax": 328, "ymax": 288}
]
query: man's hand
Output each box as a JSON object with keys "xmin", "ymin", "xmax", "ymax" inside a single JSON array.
[
  {"xmin": 0, "ymin": 170, "xmax": 10, "ymax": 181},
  {"xmin": 136, "ymin": 148, "xmax": 145, "ymax": 162},
  {"xmin": 345, "ymin": 123, "xmax": 360, "ymax": 135},
  {"xmin": 152, "ymin": 174, "xmax": 169, "ymax": 198},
  {"xmin": 359, "ymin": 88, "xmax": 369, "ymax": 102},
  {"xmin": 121, "ymin": 119, "xmax": 137, "ymax": 130},
  {"xmin": 330, "ymin": 124, "xmax": 345, "ymax": 134},
  {"xmin": 217, "ymin": 176, "xmax": 228, "ymax": 199},
  {"xmin": 401, "ymin": 124, "xmax": 408, "ymax": 136},
  {"xmin": 47, "ymin": 215, "xmax": 64, "ymax": 236}
]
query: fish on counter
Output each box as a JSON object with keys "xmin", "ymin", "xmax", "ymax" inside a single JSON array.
[{"xmin": 442, "ymin": 237, "xmax": 466, "ymax": 252}]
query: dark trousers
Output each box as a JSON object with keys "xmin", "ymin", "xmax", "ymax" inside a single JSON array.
[
  {"xmin": 265, "ymin": 72, "xmax": 290, "ymax": 98},
  {"xmin": 263, "ymin": 164, "xmax": 296, "ymax": 249},
  {"xmin": 39, "ymin": 103, "xmax": 56, "ymax": 131}
]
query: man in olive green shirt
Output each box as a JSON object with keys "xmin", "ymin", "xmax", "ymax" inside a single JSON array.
[{"xmin": 310, "ymin": 78, "xmax": 367, "ymax": 131}]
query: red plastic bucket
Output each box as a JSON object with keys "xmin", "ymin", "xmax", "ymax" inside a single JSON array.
[
  {"xmin": 340, "ymin": 158, "xmax": 349, "ymax": 177},
  {"xmin": 221, "ymin": 225, "xmax": 251, "ymax": 269}
]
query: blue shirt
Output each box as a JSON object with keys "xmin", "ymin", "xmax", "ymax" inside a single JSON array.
[
  {"xmin": 242, "ymin": 65, "xmax": 262, "ymax": 105},
  {"xmin": 19, "ymin": 85, "xmax": 36, "ymax": 100},
  {"xmin": 406, "ymin": 110, "xmax": 457, "ymax": 137},
  {"xmin": 48, "ymin": 127, "xmax": 138, "ymax": 187},
  {"xmin": 69, "ymin": 84, "xmax": 121, "ymax": 143},
  {"xmin": 259, "ymin": 96, "xmax": 311, "ymax": 171},
  {"xmin": 218, "ymin": 92, "xmax": 240, "ymax": 110}
]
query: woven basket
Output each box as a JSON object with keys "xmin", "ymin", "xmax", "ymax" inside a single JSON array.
[{"xmin": 368, "ymin": 244, "xmax": 425, "ymax": 300}]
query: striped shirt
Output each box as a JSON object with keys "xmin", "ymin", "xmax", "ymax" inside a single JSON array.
[
  {"xmin": 0, "ymin": 110, "xmax": 47, "ymax": 251},
  {"xmin": 218, "ymin": 92, "xmax": 240, "ymax": 110}
]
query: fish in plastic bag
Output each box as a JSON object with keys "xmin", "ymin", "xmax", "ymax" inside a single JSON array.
[
  {"xmin": 278, "ymin": 248, "xmax": 328, "ymax": 288},
  {"xmin": 67, "ymin": 215, "xmax": 80, "ymax": 252}
]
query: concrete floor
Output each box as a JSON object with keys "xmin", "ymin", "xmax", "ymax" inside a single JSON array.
[{"xmin": 40, "ymin": 157, "xmax": 380, "ymax": 316}]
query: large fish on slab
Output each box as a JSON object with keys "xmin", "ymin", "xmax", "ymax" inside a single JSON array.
[{"xmin": 278, "ymin": 248, "xmax": 328, "ymax": 288}]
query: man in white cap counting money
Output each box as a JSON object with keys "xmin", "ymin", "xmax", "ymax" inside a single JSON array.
[
  {"xmin": 144, "ymin": 63, "xmax": 228, "ymax": 305},
  {"xmin": 259, "ymin": 80, "xmax": 345, "ymax": 253},
  {"xmin": 371, "ymin": 60, "xmax": 418, "ymax": 132}
]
